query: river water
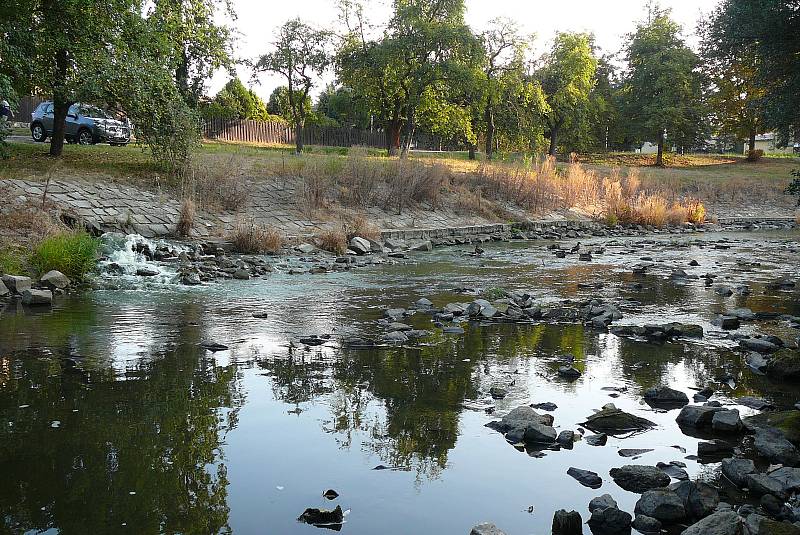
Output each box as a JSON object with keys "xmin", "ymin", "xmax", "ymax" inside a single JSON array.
[{"xmin": 1, "ymin": 231, "xmax": 798, "ymax": 534}]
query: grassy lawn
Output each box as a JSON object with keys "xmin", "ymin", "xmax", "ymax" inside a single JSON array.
[{"xmin": 2, "ymin": 139, "xmax": 798, "ymax": 193}]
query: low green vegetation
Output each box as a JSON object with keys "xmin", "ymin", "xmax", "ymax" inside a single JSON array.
[
  {"xmin": 29, "ymin": 231, "xmax": 100, "ymax": 281},
  {"xmin": 0, "ymin": 247, "xmax": 25, "ymax": 275}
]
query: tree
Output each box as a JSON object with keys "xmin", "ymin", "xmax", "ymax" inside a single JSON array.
[
  {"xmin": 0, "ymin": 0, "xmax": 141, "ymax": 157},
  {"xmin": 316, "ymin": 85, "xmax": 371, "ymax": 129},
  {"xmin": 266, "ymin": 86, "xmax": 313, "ymax": 126},
  {"xmin": 0, "ymin": 0, "xmax": 233, "ymax": 165},
  {"xmin": 204, "ymin": 78, "xmax": 277, "ymax": 122},
  {"xmin": 147, "ymin": 0, "xmax": 236, "ymax": 106},
  {"xmin": 255, "ymin": 19, "xmax": 331, "ymax": 154},
  {"xmin": 336, "ymin": 0, "xmax": 481, "ymax": 156},
  {"xmin": 703, "ymin": 0, "xmax": 800, "ymax": 142},
  {"xmin": 537, "ymin": 32, "xmax": 598, "ymax": 157},
  {"xmin": 621, "ymin": 6, "xmax": 706, "ymax": 166},
  {"xmin": 478, "ymin": 18, "xmax": 531, "ymax": 160}
]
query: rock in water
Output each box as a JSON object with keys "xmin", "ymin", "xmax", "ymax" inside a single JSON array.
[
  {"xmin": 721, "ymin": 458, "xmax": 755, "ymax": 487},
  {"xmin": 675, "ymin": 405, "xmax": 725, "ymax": 428},
  {"xmin": 469, "ymin": 523, "xmax": 507, "ymax": 535},
  {"xmin": 551, "ymin": 510, "xmax": 582, "ymax": 535},
  {"xmin": 588, "ymin": 506, "xmax": 632, "ymax": 534},
  {"xmin": 582, "ymin": 406, "xmax": 656, "ymax": 434},
  {"xmin": 681, "ymin": 510, "xmax": 741, "ymax": 535},
  {"xmin": 297, "ymin": 505, "xmax": 343, "ymax": 526},
  {"xmin": 744, "ymin": 514, "xmax": 800, "ymax": 535},
  {"xmin": 39, "ymin": 270, "xmax": 70, "ymax": 290},
  {"xmin": 632, "ymin": 514, "xmax": 661, "ymax": 534},
  {"xmin": 557, "ymin": 366, "xmax": 582, "ymax": 379},
  {"xmin": 643, "ymin": 386, "xmax": 689, "ymax": 408},
  {"xmin": 711, "ymin": 409, "xmax": 742, "ymax": 432},
  {"xmin": 588, "ymin": 494, "xmax": 618, "ymax": 513},
  {"xmin": 1, "ymin": 275, "xmax": 32, "ymax": 294},
  {"xmin": 634, "ymin": 489, "xmax": 685, "ymax": 522},
  {"xmin": 669, "ymin": 480, "xmax": 719, "ymax": 519},
  {"xmin": 567, "ymin": 467, "xmax": 602, "ymax": 489},
  {"xmin": 609, "ymin": 465, "xmax": 671, "ymax": 493},
  {"xmin": 21, "ymin": 289, "xmax": 52, "ymax": 305},
  {"xmin": 753, "ymin": 429, "xmax": 800, "ymax": 466}
]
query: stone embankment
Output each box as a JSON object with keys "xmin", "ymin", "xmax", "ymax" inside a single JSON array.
[{"xmin": 2, "ymin": 178, "xmax": 797, "ymax": 240}]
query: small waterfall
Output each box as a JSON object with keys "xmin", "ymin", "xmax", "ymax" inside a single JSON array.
[{"xmin": 93, "ymin": 233, "xmax": 190, "ymax": 288}]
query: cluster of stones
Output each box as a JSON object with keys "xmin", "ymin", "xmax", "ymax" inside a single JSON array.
[{"xmin": 1, "ymin": 271, "xmax": 70, "ymax": 306}]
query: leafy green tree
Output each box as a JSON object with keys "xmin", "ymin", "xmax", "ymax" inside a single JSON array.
[
  {"xmin": 0, "ymin": 0, "xmax": 142, "ymax": 156},
  {"xmin": 266, "ymin": 86, "xmax": 313, "ymax": 126},
  {"xmin": 0, "ymin": 74, "xmax": 16, "ymax": 158},
  {"xmin": 255, "ymin": 18, "xmax": 331, "ymax": 154},
  {"xmin": 147, "ymin": 0, "xmax": 236, "ymax": 106},
  {"xmin": 316, "ymin": 85, "xmax": 371, "ymax": 129},
  {"xmin": 536, "ymin": 32, "xmax": 598, "ymax": 157},
  {"xmin": 478, "ymin": 18, "xmax": 531, "ymax": 160},
  {"xmin": 204, "ymin": 78, "xmax": 279, "ymax": 122},
  {"xmin": 699, "ymin": 15, "xmax": 769, "ymax": 154},
  {"xmin": 703, "ymin": 0, "xmax": 800, "ymax": 142},
  {"xmin": 337, "ymin": 0, "xmax": 481, "ymax": 156},
  {"xmin": 621, "ymin": 6, "xmax": 706, "ymax": 166}
]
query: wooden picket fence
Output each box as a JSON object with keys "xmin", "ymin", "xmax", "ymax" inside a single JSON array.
[{"xmin": 202, "ymin": 117, "xmax": 386, "ymax": 148}]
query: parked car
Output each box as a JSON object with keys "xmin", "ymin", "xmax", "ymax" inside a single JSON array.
[{"xmin": 30, "ymin": 102, "xmax": 131, "ymax": 146}]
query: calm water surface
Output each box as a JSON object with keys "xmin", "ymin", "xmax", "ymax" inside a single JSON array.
[{"xmin": 1, "ymin": 232, "xmax": 799, "ymax": 534}]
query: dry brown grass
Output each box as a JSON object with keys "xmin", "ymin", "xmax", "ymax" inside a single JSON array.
[
  {"xmin": 176, "ymin": 198, "xmax": 195, "ymax": 237},
  {"xmin": 315, "ymin": 228, "xmax": 347, "ymax": 255},
  {"xmin": 229, "ymin": 218, "xmax": 283, "ymax": 254},
  {"xmin": 343, "ymin": 215, "xmax": 380, "ymax": 241},
  {"xmin": 188, "ymin": 154, "xmax": 250, "ymax": 211}
]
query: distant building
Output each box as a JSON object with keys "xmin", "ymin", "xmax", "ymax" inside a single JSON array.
[{"xmin": 748, "ymin": 133, "xmax": 798, "ymax": 155}]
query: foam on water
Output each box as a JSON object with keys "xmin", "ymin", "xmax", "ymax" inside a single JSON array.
[{"xmin": 93, "ymin": 233, "xmax": 188, "ymax": 288}]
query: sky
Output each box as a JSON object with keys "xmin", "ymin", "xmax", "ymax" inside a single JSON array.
[{"xmin": 209, "ymin": 0, "xmax": 720, "ymax": 101}]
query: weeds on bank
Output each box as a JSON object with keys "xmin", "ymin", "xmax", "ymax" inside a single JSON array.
[
  {"xmin": 315, "ymin": 228, "xmax": 348, "ymax": 255},
  {"xmin": 29, "ymin": 231, "xmax": 100, "ymax": 280},
  {"xmin": 229, "ymin": 218, "xmax": 282, "ymax": 254},
  {"xmin": 0, "ymin": 247, "xmax": 25, "ymax": 275}
]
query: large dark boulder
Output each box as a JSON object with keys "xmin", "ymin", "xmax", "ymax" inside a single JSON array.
[
  {"xmin": 609, "ymin": 465, "xmax": 671, "ymax": 493},
  {"xmin": 634, "ymin": 489, "xmax": 685, "ymax": 523}
]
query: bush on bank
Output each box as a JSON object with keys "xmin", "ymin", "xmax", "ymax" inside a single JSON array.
[{"xmin": 29, "ymin": 231, "xmax": 100, "ymax": 281}]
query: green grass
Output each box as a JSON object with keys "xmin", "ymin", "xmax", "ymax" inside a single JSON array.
[
  {"xmin": 0, "ymin": 247, "xmax": 25, "ymax": 275},
  {"xmin": 29, "ymin": 231, "xmax": 100, "ymax": 281}
]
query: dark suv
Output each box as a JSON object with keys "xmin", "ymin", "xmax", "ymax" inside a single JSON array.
[{"xmin": 30, "ymin": 102, "xmax": 131, "ymax": 146}]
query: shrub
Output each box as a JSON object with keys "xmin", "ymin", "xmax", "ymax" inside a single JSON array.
[
  {"xmin": 343, "ymin": 215, "xmax": 380, "ymax": 241},
  {"xmin": 746, "ymin": 149, "xmax": 764, "ymax": 162},
  {"xmin": 176, "ymin": 198, "xmax": 195, "ymax": 237},
  {"xmin": 189, "ymin": 155, "xmax": 249, "ymax": 211},
  {"xmin": 229, "ymin": 219, "xmax": 282, "ymax": 254},
  {"xmin": 686, "ymin": 200, "xmax": 706, "ymax": 224},
  {"xmin": 315, "ymin": 228, "xmax": 347, "ymax": 255},
  {"xmin": 30, "ymin": 231, "xmax": 99, "ymax": 281}
]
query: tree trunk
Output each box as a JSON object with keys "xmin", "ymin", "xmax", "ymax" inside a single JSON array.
[
  {"xmin": 294, "ymin": 121, "xmax": 304, "ymax": 155},
  {"xmin": 387, "ymin": 120, "xmax": 401, "ymax": 156},
  {"xmin": 468, "ymin": 144, "xmax": 476, "ymax": 160},
  {"xmin": 400, "ymin": 111, "xmax": 415, "ymax": 159},
  {"xmin": 748, "ymin": 129, "xmax": 756, "ymax": 153},
  {"xmin": 50, "ymin": 97, "xmax": 69, "ymax": 157},
  {"xmin": 548, "ymin": 126, "xmax": 559, "ymax": 157},
  {"xmin": 49, "ymin": 48, "xmax": 70, "ymax": 157},
  {"xmin": 655, "ymin": 130, "xmax": 665, "ymax": 167},
  {"xmin": 484, "ymin": 101, "xmax": 495, "ymax": 161}
]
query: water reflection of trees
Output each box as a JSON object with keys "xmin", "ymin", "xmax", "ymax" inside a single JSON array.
[
  {"xmin": 260, "ymin": 323, "xmax": 598, "ymax": 478},
  {"xmin": 0, "ymin": 342, "xmax": 243, "ymax": 534}
]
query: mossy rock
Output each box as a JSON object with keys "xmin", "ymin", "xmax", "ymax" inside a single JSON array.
[
  {"xmin": 743, "ymin": 411, "xmax": 800, "ymax": 446},
  {"xmin": 582, "ymin": 407, "xmax": 656, "ymax": 434},
  {"xmin": 748, "ymin": 516, "xmax": 800, "ymax": 535}
]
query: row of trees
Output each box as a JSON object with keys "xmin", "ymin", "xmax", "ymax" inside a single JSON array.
[
  {"xmin": 1, "ymin": 0, "xmax": 797, "ymax": 169},
  {"xmin": 247, "ymin": 0, "xmax": 797, "ymax": 164}
]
